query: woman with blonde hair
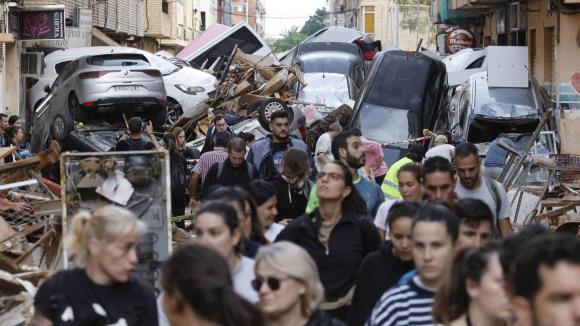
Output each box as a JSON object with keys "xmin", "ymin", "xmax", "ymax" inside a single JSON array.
[
  {"xmin": 254, "ymin": 241, "xmax": 345, "ymax": 326},
  {"xmin": 32, "ymin": 205, "xmax": 157, "ymax": 326}
]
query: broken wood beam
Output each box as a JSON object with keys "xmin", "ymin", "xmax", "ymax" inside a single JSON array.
[{"xmin": 533, "ymin": 202, "xmax": 577, "ymax": 222}]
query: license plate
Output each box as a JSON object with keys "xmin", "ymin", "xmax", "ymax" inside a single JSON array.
[{"xmin": 115, "ymin": 85, "xmax": 140, "ymax": 91}]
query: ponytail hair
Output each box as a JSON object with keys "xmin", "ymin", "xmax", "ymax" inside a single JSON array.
[
  {"xmin": 161, "ymin": 244, "xmax": 264, "ymax": 326},
  {"xmin": 66, "ymin": 205, "xmax": 146, "ymax": 267}
]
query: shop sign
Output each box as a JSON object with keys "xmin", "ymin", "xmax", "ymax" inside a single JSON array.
[
  {"xmin": 9, "ymin": 6, "xmax": 66, "ymax": 40},
  {"xmin": 23, "ymin": 9, "xmax": 92, "ymax": 48},
  {"xmin": 445, "ymin": 28, "xmax": 475, "ymax": 54}
]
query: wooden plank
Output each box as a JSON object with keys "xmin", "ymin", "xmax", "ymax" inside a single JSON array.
[
  {"xmin": 534, "ymin": 202, "xmax": 577, "ymax": 222},
  {"xmin": 0, "ymin": 147, "xmax": 17, "ymax": 161},
  {"xmin": 32, "ymin": 200, "xmax": 62, "ymax": 216}
]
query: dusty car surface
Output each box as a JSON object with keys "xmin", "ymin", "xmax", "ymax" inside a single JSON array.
[
  {"xmin": 449, "ymin": 71, "xmax": 550, "ymax": 143},
  {"xmin": 31, "ymin": 53, "xmax": 167, "ymax": 153},
  {"xmin": 294, "ymin": 42, "xmax": 365, "ymax": 94},
  {"xmin": 28, "ymin": 47, "xmax": 216, "ymax": 127},
  {"xmin": 349, "ymin": 50, "xmax": 448, "ymax": 165}
]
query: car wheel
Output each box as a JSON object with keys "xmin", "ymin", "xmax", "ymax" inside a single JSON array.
[
  {"xmin": 152, "ymin": 105, "xmax": 168, "ymax": 131},
  {"xmin": 50, "ymin": 112, "xmax": 74, "ymax": 142},
  {"xmin": 68, "ymin": 93, "xmax": 90, "ymax": 122},
  {"xmin": 165, "ymin": 99, "xmax": 183, "ymax": 126},
  {"xmin": 258, "ymin": 99, "xmax": 294, "ymax": 131}
]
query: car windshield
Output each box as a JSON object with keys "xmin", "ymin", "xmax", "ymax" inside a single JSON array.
[
  {"xmin": 352, "ymin": 103, "xmax": 419, "ymax": 147},
  {"xmin": 87, "ymin": 54, "xmax": 150, "ymax": 67},
  {"xmin": 474, "ymin": 82, "xmax": 538, "ymax": 118},
  {"xmin": 352, "ymin": 53, "xmax": 438, "ymax": 146},
  {"xmin": 147, "ymin": 54, "xmax": 181, "ymax": 75},
  {"xmin": 299, "ymin": 53, "xmax": 353, "ymax": 75}
]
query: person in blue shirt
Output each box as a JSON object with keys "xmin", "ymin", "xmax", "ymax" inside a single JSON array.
[{"xmin": 484, "ymin": 134, "xmax": 515, "ymax": 180}]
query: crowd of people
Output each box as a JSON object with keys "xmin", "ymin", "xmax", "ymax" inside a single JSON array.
[{"xmin": 29, "ymin": 110, "xmax": 580, "ymax": 326}]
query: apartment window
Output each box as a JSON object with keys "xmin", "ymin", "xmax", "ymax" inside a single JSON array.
[
  {"xmin": 162, "ymin": 0, "xmax": 169, "ymax": 14},
  {"xmin": 544, "ymin": 27, "xmax": 555, "ymax": 95},
  {"xmin": 530, "ymin": 29, "xmax": 536, "ymax": 77},
  {"xmin": 200, "ymin": 11, "xmax": 206, "ymax": 31},
  {"xmin": 362, "ymin": 6, "xmax": 375, "ymax": 38}
]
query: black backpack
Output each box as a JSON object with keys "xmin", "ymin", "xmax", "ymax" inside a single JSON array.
[{"xmin": 170, "ymin": 153, "xmax": 188, "ymax": 192}]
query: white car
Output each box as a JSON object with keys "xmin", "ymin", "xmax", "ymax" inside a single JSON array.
[
  {"xmin": 443, "ymin": 48, "xmax": 487, "ymax": 86},
  {"xmin": 28, "ymin": 46, "xmax": 217, "ymax": 125}
]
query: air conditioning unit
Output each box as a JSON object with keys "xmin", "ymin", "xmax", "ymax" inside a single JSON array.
[
  {"xmin": 509, "ymin": 2, "xmax": 521, "ymax": 31},
  {"xmin": 233, "ymin": 5, "xmax": 243, "ymax": 12},
  {"xmin": 20, "ymin": 52, "xmax": 43, "ymax": 76}
]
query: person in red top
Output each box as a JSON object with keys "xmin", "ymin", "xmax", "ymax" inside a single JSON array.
[{"xmin": 361, "ymin": 136, "xmax": 388, "ymax": 185}]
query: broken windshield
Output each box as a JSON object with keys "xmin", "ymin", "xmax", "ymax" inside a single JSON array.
[{"xmin": 474, "ymin": 82, "xmax": 538, "ymax": 118}]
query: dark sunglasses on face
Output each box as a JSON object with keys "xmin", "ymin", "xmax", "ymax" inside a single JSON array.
[{"xmin": 251, "ymin": 276, "xmax": 288, "ymax": 291}]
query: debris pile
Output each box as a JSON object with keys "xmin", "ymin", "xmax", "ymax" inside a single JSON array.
[{"xmin": 0, "ymin": 141, "xmax": 62, "ymax": 325}]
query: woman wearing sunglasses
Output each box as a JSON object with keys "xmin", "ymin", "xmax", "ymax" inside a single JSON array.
[
  {"xmin": 276, "ymin": 161, "xmax": 381, "ymax": 321},
  {"xmin": 271, "ymin": 148, "xmax": 313, "ymax": 224},
  {"xmin": 433, "ymin": 242, "xmax": 512, "ymax": 326},
  {"xmin": 193, "ymin": 200, "xmax": 259, "ymax": 303},
  {"xmin": 254, "ymin": 241, "xmax": 345, "ymax": 326},
  {"xmin": 162, "ymin": 244, "xmax": 264, "ymax": 326},
  {"xmin": 32, "ymin": 206, "xmax": 157, "ymax": 326}
]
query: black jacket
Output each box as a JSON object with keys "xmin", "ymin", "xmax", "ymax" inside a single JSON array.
[
  {"xmin": 347, "ymin": 241, "xmax": 415, "ymax": 326},
  {"xmin": 276, "ymin": 210, "xmax": 381, "ymax": 301},
  {"xmin": 271, "ymin": 174, "xmax": 311, "ymax": 222},
  {"xmin": 201, "ymin": 159, "xmax": 258, "ymax": 197},
  {"xmin": 307, "ymin": 309, "xmax": 347, "ymax": 326}
]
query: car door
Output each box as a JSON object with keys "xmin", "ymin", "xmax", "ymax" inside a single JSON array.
[{"xmin": 31, "ymin": 60, "xmax": 79, "ymax": 152}]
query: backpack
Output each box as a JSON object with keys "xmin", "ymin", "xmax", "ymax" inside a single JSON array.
[
  {"xmin": 216, "ymin": 161, "xmax": 253, "ymax": 181},
  {"xmin": 483, "ymin": 176, "xmax": 502, "ymax": 232},
  {"xmin": 170, "ymin": 153, "xmax": 188, "ymax": 192}
]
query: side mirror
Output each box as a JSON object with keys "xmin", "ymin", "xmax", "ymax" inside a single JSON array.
[{"xmin": 43, "ymin": 85, "xmax": 51, "ymax": 93}]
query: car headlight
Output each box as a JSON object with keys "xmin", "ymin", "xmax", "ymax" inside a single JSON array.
[{"xmin": 175, "ymin": 84, "xmax": 205, "ymax": 95}]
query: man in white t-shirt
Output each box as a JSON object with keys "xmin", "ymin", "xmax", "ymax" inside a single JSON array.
[
  {"xmin": 454, "ymin": 142, "xmax": 513, "ymax": 237},
  {"xmin": 424, "ymin": 135, "xmax": 455, "ymax": 163},
  {"xmin": 314, "ymin": 123, "xmax": 342, "ymax": 172}
]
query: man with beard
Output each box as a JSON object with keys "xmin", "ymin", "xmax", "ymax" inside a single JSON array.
[
  {"xmin": 454, "ymin": 142, "xmax": 513, "ymax": 237},
  {"xmin": 512, "ymin": 233, "xmax": 580, "ymax": 326},
  {"xmin": 306, "ymin": 129, "xmax": 385, "ymax": 217},
  {"xmin": 247, "ymin": 110, "xmax": 309, "ymax": 180}
]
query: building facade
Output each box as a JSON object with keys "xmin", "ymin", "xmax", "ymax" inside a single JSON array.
[
  {"xmin": 230, "ymin": 0, "xmax": 265, "ymax": 36},
  {"xmin": 437, "ymin": 0, "xmax": 580, "ymax": 108}
]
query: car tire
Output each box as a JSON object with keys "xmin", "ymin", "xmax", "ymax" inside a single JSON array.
[
  {"xmin": 152, "ymin": 104, "xmax": 168, "ymax": 131},
  {"xmin": 50, "ymin": 112, "xmax": 74, "ymax": 142},
  {"xmin": 165, "ymin": 98, "xmax": 183, "ymax": 126},
  {"xmin": 68, "ymin": 93, "xmax": 90, "ymax": 123},
  {"xmin": 258, "ymin": 99, "xmax": 294, "ymax": 131}
]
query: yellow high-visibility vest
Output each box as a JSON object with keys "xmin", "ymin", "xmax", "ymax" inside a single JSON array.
[{"xmin": 381, "ymin": 157, "xmax": 413, "ymax": 200}]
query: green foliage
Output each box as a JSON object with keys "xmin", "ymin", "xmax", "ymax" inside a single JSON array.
[
  {"xmin": 273, "ymin": 26, "xmax": 307, "ymax": 52},
  {"xmin": 300, "ymin": 8, "xmax": 327, "ymax": 36}
]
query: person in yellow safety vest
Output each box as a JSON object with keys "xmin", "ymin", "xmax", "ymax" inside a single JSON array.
[{"xmin": 381, "ymin": 143, "xmax": 426, "ymax": 200}]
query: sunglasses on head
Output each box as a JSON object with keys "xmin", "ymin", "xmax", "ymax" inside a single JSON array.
[{"xmin": 251, "ymin": 276, "xmax": 288, "ymax": 291}]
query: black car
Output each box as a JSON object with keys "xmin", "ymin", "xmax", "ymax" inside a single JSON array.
[{"xmin": 349, "ymin": 50, "xmax": 449, "ymax": 165}]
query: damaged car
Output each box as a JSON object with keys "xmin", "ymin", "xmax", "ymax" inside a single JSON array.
[
  {"xmin": 349, "ymin": 50, "xmax": 449, "ymax": 165},
  {"xmin": 449, "ymin": 71, "xmax": 550, "ymax": 143},
  {"xmin": 31, "ymin": 53, "xmax": 167, "ymax": 153}
]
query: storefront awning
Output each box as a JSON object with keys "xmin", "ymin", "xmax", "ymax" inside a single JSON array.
[{"xmin": 91, "ymin": 27, "xmax": 120, "ymax": 46}]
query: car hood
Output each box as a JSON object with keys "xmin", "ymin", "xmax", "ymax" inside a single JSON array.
[
  {"xmin": 475, "ymin": 102, "xmax": 540, "ymax": 120},
  {"xmin": 167, "ymin": 66, "xmax": 217, "ymax": 94},
  {"xmin": 298, "ymin": 73, "xmax": 351, "ymax": 108}
]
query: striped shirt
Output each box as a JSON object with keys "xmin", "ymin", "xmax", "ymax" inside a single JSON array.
[
  {"xmin": 366, "ymin": 276, "xmax": 439, "ymax": 326},
  {"xmin": 192, "ymin": 147, "xmax": 228, "ymax": 181}
]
